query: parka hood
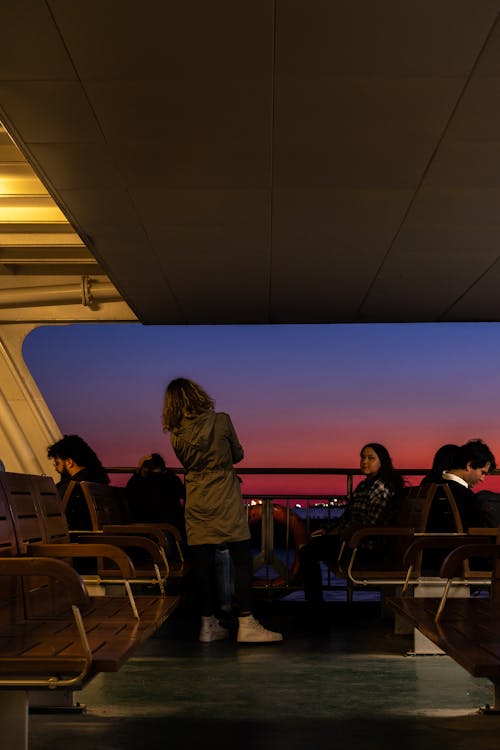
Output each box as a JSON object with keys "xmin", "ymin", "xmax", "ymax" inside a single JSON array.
[{"xmin": 172, "ymin": 410, "xmax": 216, "ymax": 450}]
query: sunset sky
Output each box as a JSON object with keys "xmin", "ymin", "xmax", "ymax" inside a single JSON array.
[{"xmin": 23, "ymin": 322, "xmax": 500, "ymax": 495}]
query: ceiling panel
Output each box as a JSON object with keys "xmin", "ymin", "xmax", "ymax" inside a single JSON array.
[{"xmin": 1, "ymin": 1, "xmax": 500, "ymax": 324}]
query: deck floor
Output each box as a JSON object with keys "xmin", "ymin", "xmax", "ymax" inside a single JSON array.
[{"xmin": 30, "ymin": 600, "xmax": 500, "ymax": 750}]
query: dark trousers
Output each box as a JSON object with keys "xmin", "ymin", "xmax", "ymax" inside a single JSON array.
[
  {"xmin": 298, "ymin": 534, "xmax": 341, "ymax": 605},
  {"xmin": 190, "ymin": 539, "xmax": 253, "ymax": 616}
]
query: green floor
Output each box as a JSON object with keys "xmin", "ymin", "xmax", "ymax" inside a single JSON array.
[{"xmin": 30, "ymin": 601, "xmax": 500, "ymax": 750}]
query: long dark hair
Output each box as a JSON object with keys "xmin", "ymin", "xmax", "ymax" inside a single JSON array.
[
  {"xmin": 162, "ymin": 377, "xmax": 215, "ymax": 431},
  {"xmin": 361, "ymin": 442, "xmax": 404, "ymax": 495}
]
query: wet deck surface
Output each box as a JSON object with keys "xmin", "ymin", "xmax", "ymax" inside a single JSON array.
[{"xmin": 30, "ymin": 600, "xmax": 500, "ymax": 750}]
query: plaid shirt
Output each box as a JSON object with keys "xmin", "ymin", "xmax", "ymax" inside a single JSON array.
[{"xmin": 335, "ymin": 477, "xmax": 396, "ymax": 532}]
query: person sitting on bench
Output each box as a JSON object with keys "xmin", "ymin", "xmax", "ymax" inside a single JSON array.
[
  {"xmin": 426, "ymin": 439, "xmax": 496, "ymax": 532},
  {"xmin": 48, "ymin": 434, "xmax": 110, "ymax": 530},
  {"xmin": 298, "ymin": 442, "xmax": 404, "ymax": 613},
  {"xmin": 420, "ymin": 443, "xmax": 459, "ymax": 486},
  {"xmin": 126, "ymin": 452, "xmax": 186, "ymax": 538}
]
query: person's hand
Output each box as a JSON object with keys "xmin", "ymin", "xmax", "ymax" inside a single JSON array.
[{"xmin": 311, "ymin": 528, "xmax": 326, "ymax": 537}]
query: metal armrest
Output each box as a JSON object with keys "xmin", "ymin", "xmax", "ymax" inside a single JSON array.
[{"xmin": 349, "ymin": 526, "xmax": 416, "ymax": 548}]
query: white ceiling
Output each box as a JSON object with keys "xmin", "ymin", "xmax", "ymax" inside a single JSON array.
[{"xmin": 1, "ymin": 0, "xmax": 500, "ymax": 324}]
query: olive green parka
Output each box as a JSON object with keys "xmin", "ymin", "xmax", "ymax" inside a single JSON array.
[{"xmin": 170, "ymin": 411, "xmax": 250, "ymax": 545}]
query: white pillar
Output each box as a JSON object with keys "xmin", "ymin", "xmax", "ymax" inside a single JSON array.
[{"xmin": 0, "ymin": 323, "xmax": 61, "ymax": 477}]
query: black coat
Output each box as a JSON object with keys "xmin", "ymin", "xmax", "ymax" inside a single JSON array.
[{"xmin": 125, "ymin": 470, "xmax": 186, "ymax": 534}]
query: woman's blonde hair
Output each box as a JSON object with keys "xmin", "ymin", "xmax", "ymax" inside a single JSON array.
[{"xmin": 162, "ymin": 378, "xmax": 215, "ymax": 431}]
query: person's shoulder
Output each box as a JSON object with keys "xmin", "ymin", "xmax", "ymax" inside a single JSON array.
[
  {"xmin": 371, "ymin": 476, "xmax": 394, "ymax": 495},
  {"xmin": 125, "ymin": 473, "xmax": 142, "ymax": 488},
  {"xmin": 215, "ymin": 412, "xmax": 233, "ymax": 427}
]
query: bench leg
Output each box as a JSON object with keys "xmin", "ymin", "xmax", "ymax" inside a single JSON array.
[
  {"xmin": 480, "ymin": 682, "xmax": 500, "ymax": 714},
  {"xmin": 28, "ymin": 688, "xmax": 85, "ymax": 713},
  {"xmin": 1, "ymin": 690, "xmax": 28, "ymax": 750},
  {"xmin": 411, "ymin": 579, "xmax": 470, "ymax": 655}
]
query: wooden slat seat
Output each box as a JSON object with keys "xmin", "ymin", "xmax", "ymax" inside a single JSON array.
[
  {"xmin": 37, "ymin": 473, "xmax": 170, "ymax": 590},
  {"xmin": 0, "ymin": 472, "xmax": 171, "ymax": 598},
  {"xmin": 0, "ymin": 473, "xmax": 180, "ymax": 648},
  {"xmin": 76, "ymin": 480, "xmax": 191, "ymax": 585},
  {"xmin": 0, "ymin": 472, "xmax": 181, "ymax": 750},
  {"xmin": 0, "ymin": 560, "xmax": 149, "ymax": 684},
  {"xmin": 341, "ymin": 483, "xmax": 466, "ymax": 587},
  {"xmin": 389, "ymin": 539, "xmax": 500, "ymax": 711},
  {"xmin": 401, "ymin": 533, "xmax": 498, "ymax": 592}
]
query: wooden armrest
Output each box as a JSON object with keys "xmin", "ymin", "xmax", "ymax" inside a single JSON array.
[
  {"xmin": 440, "ymin": 543, "xmax": 500, "ymax": 579},
  {"xmin": 122, "ymin": 522, "xmax": 183, "ymax": 541},
  {"xmin": 101, "ymin": 524, "xmax": 169, "ymax": 547},
  {"xmin": 467, "ymin": 527, "xmax": 500, "ymax": 538},
  {"xmin": 433, "ymin": 543, "xmax": 500, "ymax": 622},
  {"xmin": 73, "ymin": 533, "xmax": 167, "ymax": 568},
  {"xmin": 154, "ymin": 522, "xmax": 183, "ymax": 541},
  {"xmin": 0, "ymin": 556, "xmax": 89, "ymax": 605},
  {"xmin": 349, "ymin": 526, "xmax": 416, "ymax": 548},
  {"xmin": 27, "ymin": 542, "xmax": 136, "ymax": 579},
  {"xmin": 403, "ymin": 534, "xmax": 483, "ymax": 568}
]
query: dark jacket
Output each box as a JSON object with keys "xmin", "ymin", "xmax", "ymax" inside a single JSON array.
[
  {"xmin": 126, "ymin": 470, "xmax": 186, "ymax": 534},
  {"xmin": 425, "ymin": 478, "xmax": 478, "ymax": 532},
  {"xmin": 58, "ymin": 468, "xmax": 106, "ymax": 530}
]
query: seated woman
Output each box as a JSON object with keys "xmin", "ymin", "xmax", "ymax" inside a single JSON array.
[
  {"xmin": 299, "ymin": 442, "xmax": 404, "ymax": 609},
  {"xmin": 420, "ymin": 443, "xmax": 459, "ymax": 486}
]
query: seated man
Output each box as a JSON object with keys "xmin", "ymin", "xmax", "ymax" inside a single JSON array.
[
  {"xmin": 48, "ymin": 434, "xmax": 110, "ymax": 530},
  {"xmin": 426, "ymin": 439, "xmax": 496, "ymax": 532}
]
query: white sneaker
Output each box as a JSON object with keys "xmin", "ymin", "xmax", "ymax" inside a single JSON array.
[
  {"xmin": 199, "ymin": 615, "xmax": 230, "ymax": 643},
  {"xmin": 237, "ymin": 614, "xmax": 283, "ymax": 643}
]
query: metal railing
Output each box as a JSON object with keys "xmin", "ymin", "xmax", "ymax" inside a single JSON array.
[
  {"xmin": 105, "ymin": 466, "xmax": 434, "ymax": 590},
  {"xmin": 106, "ymin": 466, "xmax": 431, "ymax": 495}
]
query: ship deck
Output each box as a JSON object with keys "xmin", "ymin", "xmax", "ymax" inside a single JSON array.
[{"xmin": 30, "ymin": 597, "xmax": 500, "ymax": 750}]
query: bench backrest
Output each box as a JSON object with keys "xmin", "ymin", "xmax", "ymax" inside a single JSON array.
[
  {"xmin": 347, "ymin": 483, "xmax": 462, "ymax": 580},
  {"xmin": 0, "ymin": 471, "xmax": 45, "ymax": 551},
  {"xmin": 0, "ymin": 477, "xmax": 24, "ymax": 625},
  {"xmin": 424, "ymin": 482, "xmax": 464, "ymax": 533},
  {"xmin": 0, "ymin": 471, "xmax": 74, "ymax": 618},
  {"xmin": 72, "ymin": 481, "xmax": 129, "ymax": 530},
  {"xmin": 30, "ymin": 473, "xmax": 71, "ymax": 544},
  {"xmin": 392, "ymin": 483, "xmax": 463, "ymax": 531},
  {"xmin": 392, "ymin": 484, "xmax": 436, "ymax": 531}
]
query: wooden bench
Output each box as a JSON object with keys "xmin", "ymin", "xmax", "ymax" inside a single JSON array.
[
  {"xmin": 74, "ymin": 480, "xmax": 191, "ymax": 587},
  {"xmin": 315, "ymin": 483, "xmax": 431, "ymax": 601},
  {"xmin": 331, "ymin": 484, "xmax": 449, "ymax": 594},
  {"xmin": 401, "ymin": 530, "xmax": 497, "ymax": 593},
  {"xmin": 389, "ymin": 536, "xmax": 500, "ymax": 711},
  {"xmin": 4, "ymin": 471, "xmax": 174, "ymax": 606},
  {"xmin": 0, "ymin": 471, "xmax": 180, "ymax": 750}
]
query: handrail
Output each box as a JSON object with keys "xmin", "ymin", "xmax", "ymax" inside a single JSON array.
[
  {"xmin": 104, "ymin": 466, "xmax": 436, "ymax": 500},
  {"xmin": 105, "ymin": 466, "xmax": 434, "ymax": 476},
  {"xmin": 102, "ymin": 465, "xmax": 500, "ymax": 591}
]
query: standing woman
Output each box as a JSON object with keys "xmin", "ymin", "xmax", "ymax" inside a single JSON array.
[{"xmin": 162, "ymin": 378, "xmax": 282, "ymax": 643}]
